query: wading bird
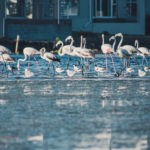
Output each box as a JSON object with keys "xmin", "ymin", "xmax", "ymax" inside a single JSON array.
[
  {"xmin": 135, "ymin": 40, "xmax": 150, "ymax": 70},
  {"xmin": 40, "ymin": 47, "xmax": 60, "ymax": 74},
  {"xmin": 101, "ymin": 34, "xmax": 116, "ymax": 73},
  {"xmin": 17, "ymin": 47, "xmax": 40, "ymax": 71}
]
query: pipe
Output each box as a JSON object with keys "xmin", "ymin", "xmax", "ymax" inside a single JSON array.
[{"xmin": 57, "ymin": 0, "xmax": 60, "ymax": 24}]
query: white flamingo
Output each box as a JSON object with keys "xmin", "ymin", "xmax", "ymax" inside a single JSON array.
[
  {"xmin": 40, "ymin": 48, "xmax": 60, "ymax": 73},
  {"xmin": 135, "ymin": 40, "xmax": 150, "ymax": 70},
  {"xmin": 0, "ymin": 45, "xmax": 11, "ymax": 54},
  {"xmin": 101, "ymin": 34, "xmax": 116, "ymax": 73},
  {"xmin": 65, "ymin": 36, "xmax": 77, "ymax": 69},
  {"xmin": 115, "ymin": 33, "xmax": 137, "ymax": 67},
  {"xmin": 109, "ymin": 35, "xmax": 135, "ymax": 75},
  {"xmin": 0, "ymin": 53, "xmax": 16, "ymax": 75},
  {"xmin": 72, "ymin": 36, "xmax": 95, "ymax": 74},
  {"xmin": 56, "ymin": 36, "xmax": 76, "ymax": 69},
  {"xmin": 17, "ymin": 47, "xmax": 40, "ymax": 71}
]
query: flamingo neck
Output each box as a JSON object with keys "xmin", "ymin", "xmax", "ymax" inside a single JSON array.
[
  {"xmin": 17, "ymin": 54, "xmax": 27, "ymax": 70},
  {"xmin": 135, "ymin": 40, "xmax": 139, "ymax": 48},
  {"xmin": 112, "ymin": 39, "xmax": 116, "ymax": 52},
  {"xmin": 58, "ymin": 42, "xmax": 64, "ymax": 56},
  {"xmin": 83, "ymin": 39, "xmax": 86, "ymax": 48},
  {"xmin": 102, "ymin": 34, "xmax": 104, "ymax": 45},
  {"xmin": 70, "ymin": 37, "xmax": 74, "ymax": 47},
  {"xmin": 80, "ymin": 36, "xmax": 83, "ymax": 48},
  {"xmin": 117, "ymin": 34, "xmax": 123, "ymax": 49}
]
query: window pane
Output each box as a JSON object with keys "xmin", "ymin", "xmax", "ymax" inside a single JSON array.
[
  {"xmin": 95, "ymin": 0, "xmax": 112, "ymax": 17},
  {"xmin": 6, "ymin": 0, "xmax": 24, "ymax": 17},
  {"xmin": 113, "ymin": 5, "xmax": 116, "ymax": 16},
  {"xmin": 6, "ymin": 0, "xmax": 33, "ymax": 18},
  {"xmin": 25, "ymin": 0, "xmax": 33, "ymax": 19},
  {"xmin": 61, "ymin": 0, "xmax": 78, "ymax": 16},
  {"xmin": 102, "ymin": 0, "xmax": 111, "ymax": 16},
  {"xmin": 126, "ymin": 0, "xmax": 137, "ymax": 17},
  {"xmin": 131, "ymin": 3, "xmax": 136, "ymax": 16}
]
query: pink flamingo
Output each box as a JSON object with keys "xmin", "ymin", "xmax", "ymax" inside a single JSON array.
[
  {"xmin": 17, "ymin": 47, "xmax": 41, "ymax": 71},
  {"xmin": 101, "ymin": 34, "xmax": 116, "ymax": 73}
]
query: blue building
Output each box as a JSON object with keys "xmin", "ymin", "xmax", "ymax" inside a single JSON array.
[{"xmin": 0, "ymin": 0, "xmax": 150, "ymax": 41}]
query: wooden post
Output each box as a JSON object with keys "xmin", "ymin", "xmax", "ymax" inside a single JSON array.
[{"xmin": 15, "ymin": 35, "xmax": 20, "ymax": 54}]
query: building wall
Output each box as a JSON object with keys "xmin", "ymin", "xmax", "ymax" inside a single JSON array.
[
  {"xmin": 5, "ymin": 20, "xmax": 72, "ymax": 41},
  {"xmin": 145, "ymin": 0, "xmax": 150, "ymax": 16},
  {"xmin": 72, "ymin": 0, "xmax": 145, "ymax": 35},
  {"xmin": 145, "ymin": 0, "xmax": 150, "ymax": 34}
]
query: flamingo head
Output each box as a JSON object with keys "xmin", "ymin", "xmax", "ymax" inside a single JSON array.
[
  {"xmin": 40, "ymin": 47, "xmax": 46, "ymax": 55},
  {"xmin": 65, "ymin": 36, "xmax": 73, "ymax": 42},
  {"xmin": 115, "ymin": 33, "xmax": 123, "ymax": 37},
  {"xmin": 56, "ymin": 41, "xmax": 63, "ymax": 47},
  {"xmin": 134, "ymin": 40, "xmax": 138, "ymax": 47},
  {"xmin": 109, "ymin": 36, "xmax": 115, "ymax": 41}
]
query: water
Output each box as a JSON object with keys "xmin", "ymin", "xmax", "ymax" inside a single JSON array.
[{"xmin": 0, "ymin": 54, "xmax": 150, "ymax": 150}]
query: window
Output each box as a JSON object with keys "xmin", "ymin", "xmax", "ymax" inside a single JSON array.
[
  {"xmin": 6, "ymin": 0, "xmax": 33, "ymax": 19},
  {"xmin": 126, "ymin": 0, "xmax": 137, "ymax": 17},
  {"xmin": 60, "ymin": 0, "xmax": 79, "ymax": 17},
  {"xmin": 94, "ymin": 0, "xmax": 117, "ymax": 18}
]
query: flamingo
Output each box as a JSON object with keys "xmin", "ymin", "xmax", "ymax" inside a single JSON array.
[
  {"xmin": 40, "ymin": 48, "xmax": 60, "ymax": 74},
  {"xmin": 101, "ymin": 34, "xmax": 116, "ymax": 73},
  {"xmin": 56, "ymin": 36, "xmax": 75, "ymax": 69},
  {"xmin": 109, "ymin": 35, "xmax": 135, "ymax": 76},
  {"xmin": 0, "ymin": 53, "xmax": 16, "ymax": 75},
  {"xmin": 65, "ymin": 36, "xmax": 77, "ymax": 69},
  {"xmin": 0, "ymin": 45, "xmax": 11, "ymax": 54},
  {"xmin": 135, "ymin": 40, "xmax": 150, "ymax": 70},
  {"xmin": 17, "ymin": 47, "xmax": 40, "ymax": 71},
  {"xmin": 115, "ymin": 33, "xmax": 137, "ymax": 68}
]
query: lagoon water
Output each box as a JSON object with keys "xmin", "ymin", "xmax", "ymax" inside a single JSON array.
[{"xmin": 0, "ymin": 54, "xmax": 150, "ymax": 150}]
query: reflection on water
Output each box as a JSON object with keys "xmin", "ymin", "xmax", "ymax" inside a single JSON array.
[{"xmin": 0, "ymin": 79, "xmax": 150, "ymax": 149}]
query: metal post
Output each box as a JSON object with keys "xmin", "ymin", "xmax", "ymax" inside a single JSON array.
[
  {"xmin": 57, "ymin": 0, "xmax": 60, "ymax": 24},
  {"xmin": 89, "ymin": 0, "xmax": 92, "ymax": 22},
  {"xmin": 3, "ymin": 0, "xmax": 6, "ymax": 37}
]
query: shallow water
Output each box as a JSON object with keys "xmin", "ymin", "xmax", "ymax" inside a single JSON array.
[{"xmin": 0, "ymin": 54, "xmax": 150, "ymax": 150}]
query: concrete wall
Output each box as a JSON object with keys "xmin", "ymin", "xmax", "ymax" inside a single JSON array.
[
  {"xmin": 72, "ymin": 0, "xmax": 145, "ymax": 35},
  {"xmin": 5, "ymin": 20, "xmax": 72, "ymax": 41}
]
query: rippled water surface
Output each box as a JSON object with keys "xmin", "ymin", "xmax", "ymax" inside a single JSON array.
[{"xmin": 0, "ymin": 54, "xmax": 150, "ymax": 150}]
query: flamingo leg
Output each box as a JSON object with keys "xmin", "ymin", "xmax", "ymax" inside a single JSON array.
[
  {"xmin": 144, "ymin": 56, "xmax": 149, "ymax": 67},
  {"xmin": 28, "ymin": 56, "xmax": 30, "ymax": 69},
  {"xmin": 52, "ymin": 63, "xmax": 55, "ymax": 75},
  {"xmin": 109, "ymin": 53, "xmax": 116, "ymax": 73},
  {"xmin": 81, "ymin": 57, "xmax": 84, "ymax": 75},
  {"xmin": 32, "ymin": 55, "xmax": 41, "ymax": 72},
  {"xmin": 47, "ymin": 63, "xmax": 50, "ymax": 71},
  {"xmin": 67, "ymin": 56, "xmax": 70, "ymax": 69},
  {"xmin": 126, "ymin": 60, "xmax": 128, "ymax": 73},
  {"xmin": 105, "ymin": 54, "xmax": 107, "ymax": 72}
]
